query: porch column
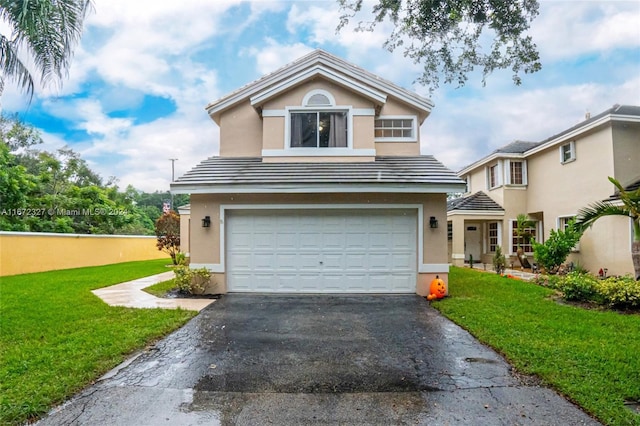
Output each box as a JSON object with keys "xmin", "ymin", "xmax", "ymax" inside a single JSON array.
[{"xmin": 451, "ymin": 215, "xmax": 465, "ymax": 267}]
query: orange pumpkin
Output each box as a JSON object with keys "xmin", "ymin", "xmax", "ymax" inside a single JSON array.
[{"xmin": 427, "ymin": 275, "xmax": 447, "ymax": 301}]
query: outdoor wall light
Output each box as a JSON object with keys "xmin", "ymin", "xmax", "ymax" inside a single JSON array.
[
  {"xmin": 429, "ymin": 216, "xmax": 439, "ymax": 229},
  {"xmin": 202, "ymin": 216, "xmax": 211, "ymax": 228}
]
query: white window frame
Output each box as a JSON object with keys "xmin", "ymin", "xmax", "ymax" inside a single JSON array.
[
  {"xmin": 374, "ymin": 115, "xmax": 418, "ymax": 142},
  {"xmin": 284, "ymin": 105, "xmax": 355, "ymax": 153},
  {"xmin": 558, "ymin": 215, "xmax": 580, "ymax": 252},
  {"xmin": 509, "ymin": 219, "xmax": 539, "ymax": 255},
  {"xmin": 505, "ymin": 159, "xmax": 527, "ymax": 186},
  {"xmin": 464, "ymin": 175, "xmax": 471, "ymax": 194},
  {"xmin": 288, "ymin": 109, "xmax": 350, "ymax": 149},
  {"xmin": 560, "ymin": 141, "xmax": 576, "ymax": 164},
  {"xmin": 487, "ymin": 221, "xmax": 501, "ymax": 253},
  {"xmin": 487, "ymin": 162, "xmax": 502, "ymax": 190}
]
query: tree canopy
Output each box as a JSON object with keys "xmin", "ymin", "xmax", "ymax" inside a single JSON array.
[
  {"xmin": 0, "ymin": 114, "xmax": 187, "ymax": 234},
  {"xmin": 338, "ymin": 0, "xmax": 542, "ymax": 91}
]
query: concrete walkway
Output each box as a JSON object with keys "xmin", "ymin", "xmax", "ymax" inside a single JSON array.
[{"xmin": 92, "ymin": 271, "xmax": 216, "ymax": 311}]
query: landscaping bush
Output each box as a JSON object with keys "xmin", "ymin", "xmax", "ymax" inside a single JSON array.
[
  {"xmin": 596, "ymin": 275, "xmax": 640, "ymax": 310},
  {"xmin": 173, "ymin": 265, "xmax": 211, "ymax": 294},
  {"xmin": 531, "ymin": 274, "xmax": 561, "ymax": 289},
  {"xmin": 532, "ymin": 220, "xmax": 582, "ymax": 274},
  {"xmin": 492, "ymin": 245, "xmax": 506, "ymax": 274},
  {"xmin": 556, "ymin": 271, "xmax": 599, "ymax": 301}
]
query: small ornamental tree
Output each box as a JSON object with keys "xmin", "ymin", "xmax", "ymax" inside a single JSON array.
[
  {"xmin": 533, "ymin": 219, "xmax": 582, "ymax": 274},
  {"xmin": 155, "ymin": 210, "xmax": 180, "ymax": 265},
  {"xmin": 492, "ymin": 245, "xmax": 506, "ymax": 275}
]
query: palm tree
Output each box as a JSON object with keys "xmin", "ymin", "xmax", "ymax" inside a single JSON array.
[
  {"xmin": 575, "ymin": 177, "xmax": 640, "ymax": 280},
  {"xmin": 0, "ymin": 0, "xmax": 93, "ymax": 99}
]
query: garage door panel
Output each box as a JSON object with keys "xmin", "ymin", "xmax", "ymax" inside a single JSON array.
[
  {"xmin": 389, "ymin": 274, "xmax": 415, "ymax": 291},
  {"xmin": 275, "ymin": 253, "xmax": 298, "ymax": 270},
  {"xmin": 343, "ymin": 275, "xmax": 367, "ymax": 292},
  {"xmin": 276, "ymin": 232, "xmax": 297, "ymax": 249},
  {"xmin": 277, "ymin": 274, "xmax": 299, "ymax": 291},
  {"xmin": 298, "ymin": 254, "xmax": 322, "ymax": 270},
  {"xmin": 254, "ymin": 232, "xmax": 276, "ymax": 249},
  {"xmin": 299, "ymin": 274, "xmax": 323, "ymax": 291},
  {"xmin": 345, "ymin": 233, "xmax": 367, "ymax": 249},
  {"xmin": 227, "ymin": 253, "xmax": 252, "ymax": 270},
  {"xmin": 226, "ymin": 209, "xmax": 417, "ymax": 293},
  {"xmin": 345, "ymin": 254, "xmax": 367, "ymax": 270},
  {"xmin": 253, "ymin": 253, "xmax": 276, "ymax": 270}
]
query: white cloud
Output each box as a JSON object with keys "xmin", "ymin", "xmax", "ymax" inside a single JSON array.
[
  {"xmin": 424, "ymin": 73, "xmax": 640, "ymax": 172},
  {"xmin": 533, "ymin": 1, "xmax": 640, "ymax": 60},
  {"xmin": 244, "ymin": 39, "xmax": 314, "ymax": 75}
]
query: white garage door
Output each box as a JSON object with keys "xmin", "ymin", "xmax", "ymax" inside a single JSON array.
[{"xmin": 226, "ymin": 209, "xmax": 417, "ymax": 293}]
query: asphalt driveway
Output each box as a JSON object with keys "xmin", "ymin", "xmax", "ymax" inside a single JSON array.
[{"xmin": 37, "ymin": 295, "xmax": 599, "ymax": 425}]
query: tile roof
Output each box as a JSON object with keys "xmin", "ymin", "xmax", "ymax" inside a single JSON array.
[
  {"xmin": 171, "ymin": 156, "xmax": 465, "ymax": 192},
  {"xmin": 447, "ymin": 191, "xmax": 504, "ymax": 212},
  {"xmin": 494, "ymin": 140, "xmax": 541, "ymax": 154}
]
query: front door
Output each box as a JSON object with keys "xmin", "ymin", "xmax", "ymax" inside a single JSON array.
[{"xmin": 464, "ymin": 223, "xmax": 482, "ymax": 263}]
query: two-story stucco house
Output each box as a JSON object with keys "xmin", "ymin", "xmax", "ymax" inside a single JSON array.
[
  {"xmin": 448, "ymin": 105, "xmax": 640, "ymax": 277},
  {"xmin": 171, "ymin": 50, "xmax": 465, "ymax": 295}
]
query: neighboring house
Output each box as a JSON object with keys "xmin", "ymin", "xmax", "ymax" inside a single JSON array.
[
  {"xmin": 171, "ymin": 50, "xmax": 465, "ymax": 294},
  {"xmin": 448, "ymin": 105, "xmax": 640, "ymax": 276}
]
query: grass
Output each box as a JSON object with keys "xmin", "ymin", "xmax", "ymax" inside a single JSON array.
[
  {"xmin": 143, "ymin": 278, "xmax": 177, "ymax": 297},
  {"xmin": 0, "ymin": 259, "xmax": 197, "ymax": 425},
  {"xmin": 434, "ymin": 267, "xmax": 640, "ymax": 426}
]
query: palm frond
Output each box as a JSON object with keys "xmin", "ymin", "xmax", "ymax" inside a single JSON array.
[
  {"xmin": 0, "ymin": 35, "xmax": 35, "ymax": 98},
  {"xmin": 0, "ymin": 0, "xmax": 93, "ymax": 98},
  {"xmin": 575, "ymin": 201, "xmax": 630, "ymax": 233}
]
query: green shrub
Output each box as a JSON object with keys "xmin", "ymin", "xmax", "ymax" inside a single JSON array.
[
  {"xmin": 532, "ymin": 220, "xmax": 582, "ymax": 274},
  {"xmin": 175, "ymin": 251, "xmax": 188, "ymax": 266},
  {"xmin": 532, "ymin": 274, "xmax": 561, "ymax": 289},
  {"xmin": 595, "ymin": 276, "xmax": 640, "ymax": 309},
  {"xmin": 173, "ymin": 265, "xmax": 211, "ymax": 294},
  {"xmin": 556, "ymin": 271, "xmax": 599, "ymax": 301}
]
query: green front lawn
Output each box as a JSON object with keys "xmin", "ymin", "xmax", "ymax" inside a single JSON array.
[
  {"xmin": 435, "ymin": 267, "xmax": 640, "ymax": 426},
  {"xmin": 0, "ymin": 259, "xmax": 197, "ymax": 425}
]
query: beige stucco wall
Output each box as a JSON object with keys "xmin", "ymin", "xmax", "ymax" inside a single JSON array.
[
  {"xmin": 189, "ymin": 192, "xmax": 448, "ymax": 294},
  {"xmin": 219, "ymin": 101, "xmax": 262, "ymax": 157},
  {"xmin": 219, "ymin": 78, "xmax": 424, "ymax": 160},
  {"xmin": 263, "ymin": 78, "xmax": 375, "ymax": 110},
  {"xmin": 178, "ymin": 211, "xmax": 191, "ymax": 256},
  {"xmin": 0, "ymin": 232, "xmax": 168, "ymax": 276},
  {"xmin": 375, "ymin": 142, "xmax": 420, "ymax": 156},
  {"xmin": 612, "ymin": 122, "xmax": 640, "ymax": 185},
  {"xmin": 527, "ymin": 126, "xmax": 614, "ymax": 216},
  {"xmin": 262, "ymin": 116, "xmax": 285, "ymax": 150}
]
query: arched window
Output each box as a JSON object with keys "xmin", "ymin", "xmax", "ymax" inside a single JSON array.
[
  {"xmin": 290, "ymin": 90, "xmax": 347, "ymax": 148},
  {"xmin": 302, "ymin": 89, "xmax": 336, "ymax": 107}
]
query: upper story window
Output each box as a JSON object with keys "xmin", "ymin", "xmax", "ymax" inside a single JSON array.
[
  {"xmin": 289, "ymin": 89, "xmax": 349, "ymax": 149},
  {"xmin": 488, "ymin": 163, "xmax": 500, "ymax": 189},
  {"xmin": 505, "ymin": 160, "xmax": 527, "ymax": 185},
  {"xmin": 560, "ymin": 141, "xmax": 576, "ymax": 164},
  {"xmin": 464, "ymin": 176, "xmax": 471, "ymax": 193},
  {"xmin": 291, "ymin": 111, "xmax": 348, "ymax": 148},
  {"xmin": 374, "ymin": 116, "xmax": 417, "ymax": 142}
]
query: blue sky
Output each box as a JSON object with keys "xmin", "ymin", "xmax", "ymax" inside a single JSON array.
[{"xmin": 2, "ymin": 0, "xmax": 639, "ymax": 192}]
